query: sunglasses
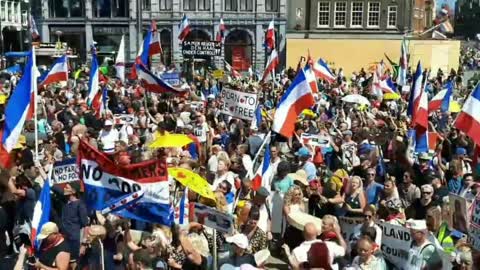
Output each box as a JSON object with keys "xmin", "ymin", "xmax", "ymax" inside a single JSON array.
[
  {"xmin": 364, "ymin": 215, "xmax": 372, "ymax": 219},
  {"xmin": 367, "ymin": 173, "xmax": 375, "ymax": 176},
  {"xmin": 422, "ymin": 191, "xmax": 432, "ymax": 195}
]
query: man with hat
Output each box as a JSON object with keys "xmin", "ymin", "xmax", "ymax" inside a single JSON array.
[
  {"xmin": 295, "ymin": 147, "xmax": 316, "ymax": 182},
  {"xmin": 237, "ymin": 187, "xmax": 272, "ymax": 240},
  {"xmin": 219, "ymin": 233, "xmax": 256, "ymax": 267},
  {"xmin": 98, "ymin": 119, "xmax": 119, "ymax": 153},
  {"xmin": 412, "ymin": 152, "xmax": 435, "ymax": 187},
  {"xmin": 407, "ymin": 184, "xmax": 439, "ymax": 220},
  {"xmin": 406, "ymin": 219, "xmax": 442, "ymax": 270}
]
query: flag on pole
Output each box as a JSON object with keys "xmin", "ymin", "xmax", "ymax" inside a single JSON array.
[
  {"xmin": 439, "ymin": 20, "xmax": 454, "ymax": 34},
  {"xmin": 3, "ymin": 48, "xmax": 38, "ymax": 152},
  {"xmin": 31, "ymin": 168, "xmax": 52, "ymax": 250},
  {"xmin": 149, "ymin": 21, "xmax": 163, "ymax": 55},
  {"xmin": 92, "ymin": 87, "xmax": 108, "ymax": 119},
  {"xmin": 407, "ymin": 62, "xmax": 423, "ymax": 119},
  {"xmin": 29, "ymin": 14, "xmax": 40, "ymax": 40},
  {"xmin": 137, "ymin": 64, "xmax": 189, "ymax": 95},
  {"xmin": 312, "ymin": 58, "xmax": 335, "ymax": 83},
  {"xmin": 251, "ymin": 105, "xmax": 263, "ymax": 130},
  {"xmin": 252, "ymin": 145, "xmax": 272, "ymax": 191},
  {"xmin": 397, "ymin": 40, "xmax": 408, "ymax": 86},
  {"xmin": 265, "ymin": 19, "xmax": 275, "ymax": 50},
  {"xmin": 261, "ymin": 49, "xmax": 279, "ymax": 82},
  {"xmin": 429, "ymin": 81, "xmax": 453, "ymax": 112},
  {"xmin": 178, "ymin": 14, "xmax": 191, "ymax": 41},
  {"xmin": 272, "ymin": 69, "xmax": 315, "ymax": 138},
  {"xmin": 224, "ymin": 60, "xmax": 242, "ymax": 79},
  {"xmin": 454, "ymin": 84, "xmax": 480, "ymax": 146},
  {"xmin": 39, "ymin": 55, "xmax": 68, "ymax": 88},
  {"xmin": 87, "ymin": 45, "xmax": 100, "ymax": 106},
  {"xmin": 115, "ymin": 35, "xmax": 126, "ymax": 82},
  {"xmin": 305, "ymin": 51, "xmax": 319, "ymax": 93},
  {"xmin": 217, "ymin": 18, "xmax": 226, "ymax": 42}
]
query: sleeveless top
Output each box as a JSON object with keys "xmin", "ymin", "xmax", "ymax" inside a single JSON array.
[{"xmin": 39, "ymin": 240, "xmax": 70, "ymax": 267}]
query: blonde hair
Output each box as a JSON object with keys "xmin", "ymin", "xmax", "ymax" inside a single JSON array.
[
  {"xmin": 217, "ymin": 151, "xmax": 231, "ymax": 166},
  {"xmin": 284, "ymin": 185, "xmax": 304, "ymax": 207},
  {"xmin": 322, "ymin": 214, "xmax": 339, "ymax": 227}
]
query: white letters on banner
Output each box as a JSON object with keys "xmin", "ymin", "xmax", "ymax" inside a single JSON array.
[
  {"xmin": 378, "ymin": 222, "xmax": 411, "ymax": 269},
  {"xmin": 51, "ymin": 158, "xmax": 79, "ymax": 185},
  {"xmin": 300, "ymin": 133, "xmax": 331, "ymax": 148},
  {"xmin": 220, "ymin": 88, "xmax": 257, "ymax": 120}
]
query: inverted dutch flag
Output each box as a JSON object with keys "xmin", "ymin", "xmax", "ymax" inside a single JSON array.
[
  {"xmin": 455, "ymin": 84, "xmax": 480, "ymax": 146},
  {"xmin": 224, "ymin": 60, "xmax": 242, "ymax": 79},
  {"xmin": 149, "ymin": 21, "xmax": 163, "ymax": 56},
  {"xmin": 397, "ymin": 40, "xmax": 408, "ymax": 86},
  {"xmin": 304, "ymin": 51, "xmax": 319, "ymax": 93},
  {"xmin": 408, "ymin": 128, "xmax": 429, "ymax": 154},
  {"xmin": 429, "ymin": 81, "xmax": 453, "ymax": 112},
  {"xmin": 265, "ymin": 19, "xmax": 276, "ymax": 50},
  {"xmin": 178, "ymin": 14, "xmax": 191, "ymax": 41},
  {"xmin": 92, "ymin": 87, "xmax": 108, "ymax": 119},
  {"xmin": 252, "ymin": 144, "xmax": 272, "ymax": 191},
  {"xmin": 39, "ymin": 55, "xmax": 68, "ymax": 88},
  {"xmin": 407, "ymin": 62, "xmax": 423, "ymax": 120},
  {"xmin": 137, "ymin": 64, "xmax": 188, "ymax": 95},
  {"xmin": 3, "ymin": 48, "xmax": 38, "ymax": 152},
  {"xmin": 261, "ymin": 48, "xmax": 279, "ymax": 82},
  {"xmin": 31, "ymin": 168, "xmax": 52, "ymax": 250},
  {"xmin": 115, "ymin": 35, "xmax": 126, "ymax": 83},
  {"xmin": 272, "ymin": 69, "xmax": 315, "ymax": 138},
  {"xmin": 87, "ymin": 46, "xmax": 100, "ymax": 106},
  {"xmin": 313, "ymin": 58, "xmax": 336, "ymax": 84},
  {"xmin": 216, "ymin": 18, "xmax": 226, "ymax": 42}
]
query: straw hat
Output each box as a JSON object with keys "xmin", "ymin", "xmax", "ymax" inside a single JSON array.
[
  {"xmin": 287, "ymin": 212, "xmax": 322, "ymax": 233},
  {"xmin": 288, "ymin": 170, "xmax": 308, "ymax": 186}
]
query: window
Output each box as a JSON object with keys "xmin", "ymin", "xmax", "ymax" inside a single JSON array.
[
  {"xmin": 266, "ymin": 0, "xmax": 278, "ymax": 12},
  {"xmin": 317, "ymin": 2, "xmax": 330, "ymax": 27},
  {"xmin": 159, "ymin": 0, "xmax": 172, "ymax": 10},
  {"xmin": 70, "ymin": 0, "xmax": 83, "ymax": 17},
  {"xmin": 225, "ymin": 0, "xmax": 237, "ymax": 11},
  {"xmin": 367, "ymin": 2, "xmax": 380, "ymax": 27},
  {"xmin": 198, "ymin": 0, "xmax": 210, "ymax": 11},
  {"xmin": 1, "ymin": 1, "xmax": 5, "ymax": 21},
  {"xmin": 142, "ymin": 0, "xmax": 151, "ymax": 11},
  {"xmin": 93, "ymin": 0, "xmax": 128, "ymax": 18},
  {"xmin": 351, "ymin": 2, "xmax": 363, "ymax": 27},
  {"xmin": 334, "ymin": 2, "xmax": 347, "ymax": 27},
  {"xmin": 49, "ymin": 0, "xmax": 84, "ymax": 17},
  {"xmin": 184, "ymin": 0, "xmax": 195, "ymax": 11},
  {"xmin": 239, "ymin": 0, "xmax": 252, "ymax": 11},
  {"xmin": 387, "ymin": 6, "xmax": 397, "ymax": 28},
  {"xmin": 8, "ymin": 1, "xmax": 13, "ymax": 22}
]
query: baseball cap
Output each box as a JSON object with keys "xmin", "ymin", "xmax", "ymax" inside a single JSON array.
[
  {"xmin": 418, "ymin": 152, "xmax": 430, "ymax": 160},
  {"xmin": 342, "ymin": 130, "xmax": 353, "ymax": 136},
  {"xmin": 105, "ymin": 119, "xmax": 113, "ymax": 126},
  {"xmin": 37, "ymin": 222, "xmax": 59, "ymax": 240},
  {"xmin": 295, "ymin": 147, "xmax": 310, "ymax": 157},
  {"xmin": 226, "ymin": 233, "xmax": 249, "ymax": 249},
  {"xmin": 456, "ymin": 147, "xmax": 467, "ymax": 156},
  {"xmin": 256, "ymin": 187, "xmax": 270, "ymax": 198},
  {"xmin": 406, "ymin": 219, "xmax": 427, "ymax": 231}
]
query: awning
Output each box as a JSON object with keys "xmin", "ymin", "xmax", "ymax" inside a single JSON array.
[{"xmin": 5, "ymin": 51, "xmax": 29, "ymax": 58}]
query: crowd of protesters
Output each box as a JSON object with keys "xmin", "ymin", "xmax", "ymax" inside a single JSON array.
[{"xmin": 0, "ymin": 52, "xmax": 478, "ymax": 270}]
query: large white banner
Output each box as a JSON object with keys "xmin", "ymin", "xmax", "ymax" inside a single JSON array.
[
  {"xmin": 338, "ymin": 216, "xmax": 363, "ymax": 242},
  {"xmin": 377, "ymin": 222, "xmax": 412, "ymax": 269},
  {"xmin": 220, "ymin": 88, "xmax": 257, "ymax": 120}
]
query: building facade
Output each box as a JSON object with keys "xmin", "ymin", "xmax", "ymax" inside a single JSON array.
[
  {"xmin": 0, "ymin": 0, "xmax": 28, "ymax": 53},
  {"xmin": 34, "ymin": 0, "xmax": 287, "ymax": 71}
]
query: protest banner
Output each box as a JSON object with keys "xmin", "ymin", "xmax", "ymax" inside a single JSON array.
[
  {"xmin": 471, "ymin": 197, "xmax": 480, "ymax": 228},
  {"xmin": 51, "ymin": 158, "xmax": 79, "ymax": 185},
  {"xmin": 450, "ymin": 193, "xmax": 469, "ymax": 233},
  {"xmin": 182, "ymin": 41, "xmax": 222, "ymax": 57},
  {"xmin": 219, "ymin": 88, "xmax": 257, "ymax": 120},
  {"xmin": 193, "ymin": 203, "xmax": 234, "ymax": 234},
  {"xmin": 161, "ymin": 72, "xmax": 181, "ymax": 86},
  {"xmin": 377, "ymin": 222, "xmax": 411, "ymax": 269},
  {"xmin": 78, "ymin": 140, "xmax": 171, "ymax": 225},
  {"xmin": 114, "ymin": 114, "xmax": 135, "ymax": 125},
  {"xmin": 300, "ymin": 133, "xmax": 331, "ymax": 149},
  {"xmin": 468, "ymin": 224, "xmax": 480, "ymax": 251},
  {"xmin": 338, "ymin": 216, "xmax": 363, "ymax": 242}
]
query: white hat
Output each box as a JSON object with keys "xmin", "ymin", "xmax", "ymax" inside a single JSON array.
[
  {"xmin": 226, "ymin": 233, "xmax": 249, "ymax": 249},
  {"xmin": 254, "ymin": 249, "xmax": 270, "ymax": 266},
  {"xmin": 104, "ymin": 119, "xmax": 113, "ymax": 126},
  {"xmin": 407, "ymin": 219, "xmax": 427, "ymax": 231}
]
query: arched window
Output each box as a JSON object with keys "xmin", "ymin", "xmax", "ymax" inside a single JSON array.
[
  {"xmin": 160, "ymin": 29, "xmax": 172, "ymax": 67},
  {"xmin": 224, "ymin": 30, "xmax": 253, "ymax": 71}
]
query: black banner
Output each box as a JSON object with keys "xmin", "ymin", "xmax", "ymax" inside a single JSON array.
[{"xmin": 182, "ymin": 40, "xmax": 222, "ymax": 57}]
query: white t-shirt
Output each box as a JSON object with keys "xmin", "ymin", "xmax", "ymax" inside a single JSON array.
[
  {"xmin": 242, "ymin": 154, "xmax": 253, "ymax": 174},
  {"xmin": 208, "ymin": 155, "xmax": 218, "ymax": 173},
  {"xmin": 211, "ymin": 171, "xmax": 237, "ymax": 193},
  {"xmin": 292, "ymin": 239, "xmax": 345, "ymax": 270},
  {"xmin": 194, "ymin": 122, "xmax": 209, "ymax": 143},
  {"xmin": 99, "ymin": 129, "xmax": 119, "ymax": 153}
]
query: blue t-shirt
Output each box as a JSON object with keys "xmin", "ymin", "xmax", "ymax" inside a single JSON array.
[
  {"xmin": 364, "ymin": 182, "xmax": 384, "ymax": 206},
  {"xmin": 302, "ymin": 161, "xmax": 317, "ymax": 181},
  {"xmin": 448, "ymin": 177, "xmax": 462, "ymax": 194},
  {"xmin": 275, "ymin": 176, "xmax": 294, "ymax": 193}
]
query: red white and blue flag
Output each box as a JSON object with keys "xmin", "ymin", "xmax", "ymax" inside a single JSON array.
[
  {"xmin": 216, "ymin": 18, "xmax": 226, "ymax": 42},
  {"xmin": 429, "ymin": 80, "xmax": 453, "ymax": 112},
  {"xmin": 92, "ymin": 87, "xmax": 108, "ymax": 119},
  {"xmin": 313, "ymin": 58, "xmax": 336, "ymax": 84},
  {"xmin": 87, "ymin": 45, "xmax": 100, "ymax": 106},
  {"xmin": 2, "ymin": 48, "xmax": 38, "ymax": 152},
  {"xmin": 224, "ymin": 60, "xmax": 242, "ymax": 79},
  {"xmin": 31, "ymin": 167, "xmax": 52, "ymax": 250},
  {"xmin": 455, "ymin": 84, "xmax": 480, "ymax": 146},
  {"xmin": 137, "ymin": 64, "xmax": 188, "ymax": 95},
  {"xmin": 178, "ymin": 14, "xmax": 191, "ymax": 41},
  {"xmin": 261, "ymin": 48, "xmax": 279, "ymax": 82},
  {"xmin": 265, "ymin": 19, "xmax": 275, "ymax": 50},
  {"xmin": 379, "ymin": 77, "xmax": 397, "ymax": 94},
  {"xmin": 39, "ymin": 55, "xmax": 68, "ymax": 88},
  {"xmin": 305, "ymin": 51, "xmax": 319, "ymax": 93},
  {"xmin": 149, "ymin": 21, "xmax": 163, "ymax": 56},
  {"xmin": 272, "ymin": 69, "xmax": 315, "ymax": 138},
  {"xmin": 252, "ymin": 144, "xmax": 273, "ymax": 191},
  {"xmin": 78, "ymin": 140, "xmax": 172, "ymax": 226},
  {"xmin": 407, "ymin": 62, "xmax": 427, "ymax": 129}
]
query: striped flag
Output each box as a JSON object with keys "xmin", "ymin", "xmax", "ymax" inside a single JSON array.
[{"xmin": 31, "ymin": 168, "xmax": 53, "ymax": 250}]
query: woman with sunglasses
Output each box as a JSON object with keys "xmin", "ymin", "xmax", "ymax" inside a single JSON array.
[{"xmin": 283, "ymin": 185, "xmax": 306, "ymax": 250}]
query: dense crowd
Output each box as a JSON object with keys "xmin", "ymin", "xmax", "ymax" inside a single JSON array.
[{"xmin": 0, "ymin": 52, "xmax": 478, "ymax": 270}]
